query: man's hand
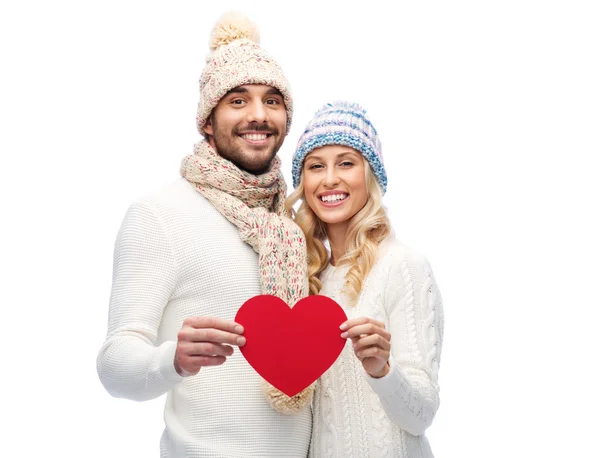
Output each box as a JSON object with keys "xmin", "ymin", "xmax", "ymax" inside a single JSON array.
[
  {"xmin": 340, "ymin": 317, "xmax": 391, "ymax": 378},
  {"xmin": 174, "ymin": 317, "xmax": 246, "ymax": 377}
]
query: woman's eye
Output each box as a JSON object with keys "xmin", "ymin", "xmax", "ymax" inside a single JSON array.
[
  {"xmin": 340, "ymin": 161, "xmax": 354, "ymax": 167},
  {"xmin": 308, "ymin": 164, "xmax": 323, "ymax": 170}
]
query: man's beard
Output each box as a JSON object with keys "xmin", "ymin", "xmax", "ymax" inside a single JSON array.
[{"xmin": 211, "ymin": 120, "xmax": 284, "ymax": 175}]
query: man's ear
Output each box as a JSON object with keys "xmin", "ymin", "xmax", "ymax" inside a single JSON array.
[{"xmin": 203, "ymin": 116, "xmax": 214, "ymax": 137}]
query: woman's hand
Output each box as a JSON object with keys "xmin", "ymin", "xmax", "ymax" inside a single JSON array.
[{"xmin": 340, "ymin": 317, "xmax": 391, "ymax": 378}]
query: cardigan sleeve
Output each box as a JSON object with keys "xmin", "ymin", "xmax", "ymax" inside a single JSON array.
[
  {"xmin": 96, "ymin": 201, "xmax": 184, "ymax": 401},
  {"xmin": 365, "ymin": 249, "xmax": 444, "ymax": 436}
]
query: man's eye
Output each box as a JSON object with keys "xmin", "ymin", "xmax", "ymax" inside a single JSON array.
[
  {"xmin": 231, "ymin": 99, "xmax": 245, "ymax": 105},
  {"xmin": 266, "ymin": 99, "xmax": 281, "ymax": 105}
]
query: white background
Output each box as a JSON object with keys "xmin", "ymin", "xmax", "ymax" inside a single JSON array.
[{"xmin": 2, "ymin": 0, "xmax": 599, "ymax": 456}]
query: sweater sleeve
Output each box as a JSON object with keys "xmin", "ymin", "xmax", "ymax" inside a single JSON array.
[
  {"xmin": 96, "ymin": 201, "xmax": 184, "ymax": 401},
  {"xmin": 364, "ymin": 250, "xmax": 444, "ymax": 436}
]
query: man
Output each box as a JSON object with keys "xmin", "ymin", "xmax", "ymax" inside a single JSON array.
[{"xmin": 97, "ymin": 12, "xmax": 312, "ymax": 457}]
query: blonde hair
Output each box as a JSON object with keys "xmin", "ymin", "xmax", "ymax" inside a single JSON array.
[{"xmin": 285, "ymin": 159, "xmax": 392, "ymax": 303}]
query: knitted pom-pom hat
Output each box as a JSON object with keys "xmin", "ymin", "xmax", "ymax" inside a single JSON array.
[
  {"xmin": 196, "ymin": 12, "xmax": 293, "ymax": 134},
  {"xmin": 291, "ymin": 101, "xmax": 387, "ymax": 194}
]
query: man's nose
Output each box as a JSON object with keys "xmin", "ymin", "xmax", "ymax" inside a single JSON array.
[{"xmin": 246, "ymin": 100, "xmax": 268, "ymax": 124}]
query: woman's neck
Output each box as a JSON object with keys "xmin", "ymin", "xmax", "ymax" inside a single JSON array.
[{"xmin": 326, "ymin": 222, "xmax": 349, "ymax": 266}]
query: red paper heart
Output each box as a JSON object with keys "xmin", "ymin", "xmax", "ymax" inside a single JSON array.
[{"xmin": 235, "ymin": 294, "xmax": 347, "ymax": 397}]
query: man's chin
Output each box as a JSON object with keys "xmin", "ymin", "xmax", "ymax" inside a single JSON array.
[
  {"xmin": 237, "ymin": 150, "xmax": 279, "ymax": 174},
  {"xmin": 214, "ymin": 138, "xmax": 281, "ymax": 174},
  {"xmin": 239, "ymin": 160, "xmax": 273, "ymax": 175}
]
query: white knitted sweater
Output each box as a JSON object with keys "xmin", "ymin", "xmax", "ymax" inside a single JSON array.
[
  {"xmin": 309, "ymin": 239, "xmax": 443, "ymax": 458},
  {"xmin": 96, "ymin": 178, "xmax": 312, "ymax": 458}
]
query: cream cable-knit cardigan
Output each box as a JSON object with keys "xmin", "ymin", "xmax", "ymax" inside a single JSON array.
[
  {"xmin": 309, "ymin": 238, "xmax": 444, "ymax": 458},
  {"xmin": 96, "ymin": 178, "xmax": 312, "ymax": 458}
]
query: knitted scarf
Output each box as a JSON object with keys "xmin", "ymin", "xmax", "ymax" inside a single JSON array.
[{"xmin": 180, "ymin": 141, "xmax": 314, "ymax": 414}]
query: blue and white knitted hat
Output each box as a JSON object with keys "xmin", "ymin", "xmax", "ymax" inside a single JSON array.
[{"xmin": 291, "ymin": 101, "xmax": 387, "ymax": 194}]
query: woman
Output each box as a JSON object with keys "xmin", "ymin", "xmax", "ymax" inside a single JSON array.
[{"xmin": 286, "ymin": 101, "xmax": 444, "ymax": 457}]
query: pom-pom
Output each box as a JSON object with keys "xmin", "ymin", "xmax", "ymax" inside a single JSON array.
[
  {"xmin": 209, "ymin": 11, "xmax": 260, "ymax": 51},
  {"xmin": 315, "ymin": 100, "xmax": 367, "ymax": 116}
]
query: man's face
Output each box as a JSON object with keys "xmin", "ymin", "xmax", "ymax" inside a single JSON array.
[{"xmin": 203, "ymin": 84, "xmax": 287, "ymax": 175}]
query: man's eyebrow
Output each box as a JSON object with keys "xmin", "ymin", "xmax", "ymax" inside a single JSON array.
[
  {"xmin": 225, "ymin": 87, "xmax": 282, "ymax": 96},
  {"xmin": 226, "ymin": 87, "xmax": 248, "ymax": 94}
]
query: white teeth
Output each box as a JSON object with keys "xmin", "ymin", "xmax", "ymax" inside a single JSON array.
[
  {"xmin": 241, "ymin": 134, "xmax": 268, "ymax": 141},
  {"xmin": 321, "ymin": 194, "xmax": 348, "ymax": 203}
]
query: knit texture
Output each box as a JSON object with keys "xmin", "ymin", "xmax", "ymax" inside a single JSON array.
[
  {"xmin": 292, "ymin": 101, "xmax": 387, "ymax": 193},
  {"xmin": 309, "ymin": 238, "xmax": 444, "ymax": 458},
  {"xmin": 180, "ymin": 141, "xmax": 314, "ymax": 413},
  {"xmin": 97, "ymin": 179, "xmax": 312, "ymax": 457},
  {"xmin": 197, "ymin": 12, "xmax": 293, "ymax": 134}
]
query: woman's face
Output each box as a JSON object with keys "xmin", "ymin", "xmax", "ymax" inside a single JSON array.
[{"xmin": 302, "ymin": 145, "xmax": 368, "ymax": 229}]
